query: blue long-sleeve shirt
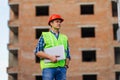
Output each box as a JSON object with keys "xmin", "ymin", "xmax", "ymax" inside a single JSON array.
[{"xmin": 34, "ymin": 31, "xmax": 71, "ymax": 60}]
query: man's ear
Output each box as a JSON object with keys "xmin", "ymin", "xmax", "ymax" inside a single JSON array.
[{"xmin": 50, "ymin": 21, "xmax": 53, "ymax": 26}]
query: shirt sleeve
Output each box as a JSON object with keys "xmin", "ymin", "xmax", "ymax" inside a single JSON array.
[
  {"xmin": 34, "ymin": 36, "xmax": 44, "ymax": 55},
  {"xmin": 65, "ymin": 41, "xmax": 71, "ymax": 60}
]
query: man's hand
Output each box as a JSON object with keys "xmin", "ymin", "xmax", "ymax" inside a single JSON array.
[{"xmin": 49, "ymin": 55, "xmax": 60, "ymax": 62}]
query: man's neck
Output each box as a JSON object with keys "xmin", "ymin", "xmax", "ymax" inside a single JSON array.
[{"xmin": 51, "ymin": 28, "xmax": 59, "ymax": 34}]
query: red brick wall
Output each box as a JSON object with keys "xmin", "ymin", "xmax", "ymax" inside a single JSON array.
[{"xmin": 8, "ymin": 0, "xmax": 119, "ymax": 80}]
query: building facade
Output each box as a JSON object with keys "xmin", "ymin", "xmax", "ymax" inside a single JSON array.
[{"xmin": 7, "ymin": 0, "xmax": 120, "ymax": 80}]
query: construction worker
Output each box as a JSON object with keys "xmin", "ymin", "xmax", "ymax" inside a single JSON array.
[{"xmin": 34, "ymin": 14, "xmax": 71, "ymax": 80}]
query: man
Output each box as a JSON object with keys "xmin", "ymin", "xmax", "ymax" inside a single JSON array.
[{"xmin": 34, "ymin": 14, "xmax": 71, "ymax": 80}]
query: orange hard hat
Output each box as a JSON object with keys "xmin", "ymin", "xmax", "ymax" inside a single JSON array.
[{"xmin": 48, "ymin": 14, "xmax": 64, "ymax": 25}]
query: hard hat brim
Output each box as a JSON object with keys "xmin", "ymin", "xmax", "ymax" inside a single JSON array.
[{"xmin": 48, "ymin": 18, "xmax": 64, "ymax": 26}]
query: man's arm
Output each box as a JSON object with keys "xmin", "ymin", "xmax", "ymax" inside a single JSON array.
[
  {"xmin": 36, "ymin": 51, "xmax": 58, "ymax": 62},
  {"xmin": 65, "ymin": 41, "xmax": 71, "ymax": 68},
  {"xmin": 34, "ymin": 36, "xmax": 58, "ymax": 62}
]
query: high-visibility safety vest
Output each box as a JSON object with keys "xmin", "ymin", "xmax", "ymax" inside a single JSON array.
[{"xmin": 40, "ymin": 32, "xmax": 68, "ymax": 69}]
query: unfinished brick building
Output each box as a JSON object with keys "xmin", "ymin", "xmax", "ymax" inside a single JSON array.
[{"xmin": 7, "ymin": 0, "xmax": 120, "ymax": 80}]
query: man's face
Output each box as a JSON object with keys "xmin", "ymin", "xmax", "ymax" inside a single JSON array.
[{"xmin": 50, "ymin": 19, "xmax": 62, "ymax": 30}]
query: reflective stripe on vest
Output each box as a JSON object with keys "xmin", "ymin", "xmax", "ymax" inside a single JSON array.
[{"xmin": 40, "ymin": 32, "xmax": 68, "ymax": 69}]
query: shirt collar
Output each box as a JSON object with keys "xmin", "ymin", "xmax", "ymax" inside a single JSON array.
[{"xmin": 50, "ymin": 30, "xmax": 59, "ymax": 35}]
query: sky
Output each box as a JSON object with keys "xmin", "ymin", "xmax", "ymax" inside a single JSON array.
[
  {"xmin": 0, "ymin": 0, "xmax": 120, "ymax": 80},
  {"xmin": 0, "ymin": 0, "xmax": 9, "ymax": 80}
]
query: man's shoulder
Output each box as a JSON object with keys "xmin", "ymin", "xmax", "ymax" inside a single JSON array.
[
  {"xmin": 42, "ymin": 32, "xmax": 50, "ymax": 35},
  {"xmin": 60, "ymin": 33, "xmax": 68, "ymax": 39},
  {"xmin": 42, "ymin": 32, "xmax": 50, "ymax": 34}
]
